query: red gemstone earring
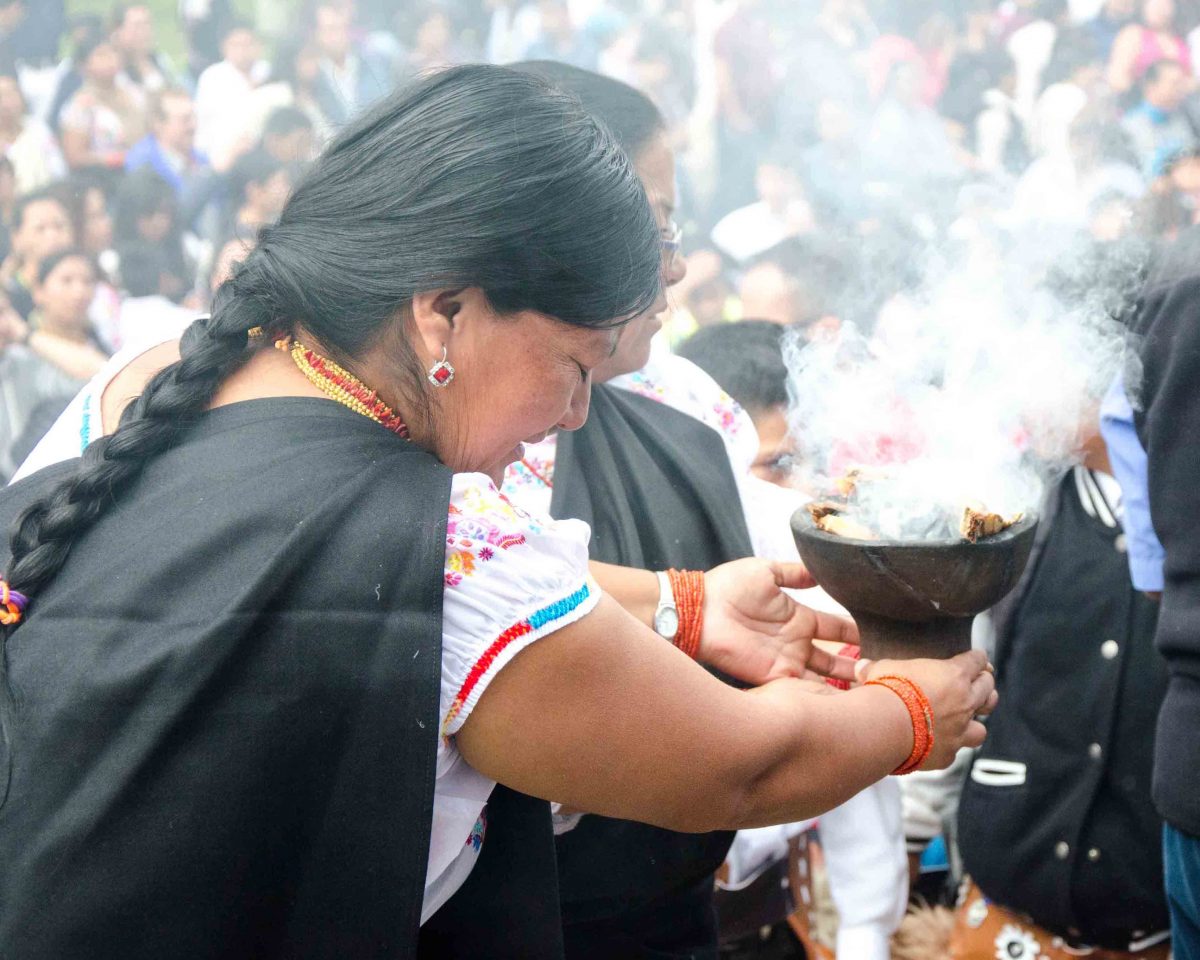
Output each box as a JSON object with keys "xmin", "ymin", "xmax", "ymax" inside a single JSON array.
[{"xmin": 427, "ymin": 345, "xmax": 455, "ymax": 387}]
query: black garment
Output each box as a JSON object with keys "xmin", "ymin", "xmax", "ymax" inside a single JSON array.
[
  {"xmin": 5, "ymin": 273, "xmax": 34, "ymax": 319},
  {"xmin": 1134, "ymin": 229, "xmax": 1200, "ymax": 837},
  {"xmin": 420, "ymin": 785, "xmax": 565, "ymax": 960},
  {"xmin": 550, "ymin": 384, "xmax": 755, "ymax": 959},
  {"xmin": 0, "ymin": 399, "xmax": 451, "ymax": 958},
  {"xmin": 957, "ymin": 471, "xmax": 1168, "ymax": 948}
]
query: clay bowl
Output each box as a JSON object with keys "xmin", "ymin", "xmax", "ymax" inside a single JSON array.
[{"xmin": 791, "ymin": 510, "xmax": 1038, "ymax": 660}]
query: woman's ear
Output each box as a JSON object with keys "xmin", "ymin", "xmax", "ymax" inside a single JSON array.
[{"xmin": 410, "ymin": 287, "xmax": 489, "ymax": 363}]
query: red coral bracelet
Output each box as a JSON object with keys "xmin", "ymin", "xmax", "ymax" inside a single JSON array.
[
  {"xmin": 666, "ymin": 568, "xmax": 704, "ymax": 660},
  {"xmin": 865, "ymin": 675, "xmax": 935, "ymax": 775}
]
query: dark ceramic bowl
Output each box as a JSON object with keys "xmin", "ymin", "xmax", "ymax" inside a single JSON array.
[{"xmin": 791, "ymin": 510, "xmax": 1038, "ymax": 660}]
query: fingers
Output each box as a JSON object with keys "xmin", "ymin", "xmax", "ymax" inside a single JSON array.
[
  {"xmin": 804, "ymin": 646, "xmax": 859, "ymax": 683},
  {"xmin": 951, "ymin": 648, "xmax": 989, "ymax": 676},
  {"xmin": 962, "ymin": 719, "xmax": 987, "ymax": 750},
  {"xmin": 969, "ymin": 668, "xmax": 996, "ymax": 712},
  {"xmin": 806, "ymin": 608, "xmax": 860, "ymax": 647},
  {"xmin": 976, "ymin": 689, "xmax": 1000, "ymax": 717},
  {"xmin": 768, "ymin": 560, "xmax": 817, "ymax": 591}
]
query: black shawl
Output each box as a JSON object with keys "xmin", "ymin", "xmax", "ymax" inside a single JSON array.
[
  {"xmin": 0, "ymin": 400, "xmax": 450, "ymax": 959},
  {"xmin": 550, "ymin": 384, "xmax": 754, "ymax": 951}
]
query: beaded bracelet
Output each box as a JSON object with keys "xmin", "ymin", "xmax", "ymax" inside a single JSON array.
[
  {"xmin": 666, "ymin": 568, "xmax": 705, "ymax": 660},
  {"xmin": 864, "ymin": 674, "xmax": 935, "ymax": 775}
]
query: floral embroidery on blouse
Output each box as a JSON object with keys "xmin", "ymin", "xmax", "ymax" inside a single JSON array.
[
  {"xmin": 443, "ymin": 484, "xmax": 542, "ymax": 587},
  {"xmin": 620, "ymin": 369, "xmax": 669, "ymax": 403},
  {"xmin": 505, "ymin": 454, "xmax": 556, "ymax": 490},
  {"xmin": 619, "ymin": 368, "xmax": 744, "ymax": 441},
  {"xmin": 466, "ymin": 808, "xmax": 487, "ymax": 852}
]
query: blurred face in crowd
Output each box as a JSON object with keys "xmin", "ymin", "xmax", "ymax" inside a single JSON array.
[
  {"xmin": 34, "ymin": 255, "xmax": 97, "ymax": 334},
  {"xmin": 1146, "ymin": 60, "xmax": 1187, "ymax": 109},
  {"xmin": 210, "ymin": 238, "xmax": 250, "ymax": 292},
  {"xmin": 748, "ymin": 404, "xmax": 798, "ymax": 487},
  {"xmin": 13, "ymin": 199, "xmax": 73, "ymax": 266},
  {"xmin": 265, "ymin": 125, "xmax": 314, "ymax": 163},
  {"xmin": 1105, "ymin": 0, "xmax": 1137, "ymax": 17},
  {"xmin": 739, "ymin": 262, "xmax": 808, "ymax": 327},
  {"xmin": 594, "ymin": 132, "xmax": 686, "ymax": 381},
  {"xmin": 222, "ymin": 28, "xmax": 260, "ymax": 74},
  {"xmin": 81, "ymin": 187, "xmax": 113, "ymax": 254},
  {"xmin": 0, "ymin": 75, "xmax": 25, "ymax": 124},
  {"xmin": 1143, "ymin": 0, "xmax": 1175, "ymax": 29},
  {"xmin": 417, "ymin": 12, "xmax": 452, "ymax": 54},
  {"xmin": 248, "ymin": 169, "xmax": 293, "ymax": 220},
  {"xmin": 84, "ymin": 42, "xmax": 123, "ymax": 86},
  {"xmin": 154, "ymin": 92, "xmax": 197, "ymax": 155},
  {"xmin": 293, "ymin": 45, "xmax": 322, "ymax": 87},
  {"xmin": 137, "ymin": 203, "xmax": 173, "ymax": 244},
  {"xmin": 115, "ymin": 5, "xmax": 154, "ymax": 58},
  {"xmin": 538, "ymin": 1, "xmax": 573, "ymax": 41},
  {"xmin": 315, "ymin": 7, "xmax": 352, "ymax": 63},
  {"xmin": 0, "ymin": 2, "xmax": 23, "ymax": 33}
]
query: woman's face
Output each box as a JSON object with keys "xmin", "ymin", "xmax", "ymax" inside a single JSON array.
[
  {"xmin": 1144, "ymin": 0, "xmax": 1174, "ymax": 28},
  {"xmin": 0, "ymin": 76, "xmax": 24, "ymax": 121},
  {"xmin": 85, "ymin": 43, "xmax": 122, "ymax": 85},
  {"xmin": 15, "ymin": 199, "xmax": 73, "ymax": 264},
  {"xmin": 35, "ymin": 256, "xmax": 97, "ymax": 330},
  {"xmin": 400, "ymin": 289, "xmax": 616, "ymax": 484},
  {"xmin": 83, "ymin": 187, "xmax": 113, "ymax": 253},
  {"xmin": 137, "ymin": 206, "xmax": 172, "ymax": 243},
  {"xmin": 593, "ymin": 133, "xmax": 685, "ymax": 382}
]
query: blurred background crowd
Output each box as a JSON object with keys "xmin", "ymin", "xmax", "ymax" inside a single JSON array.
[
  {"xmin": 0, "ymin": 0, "xmax": 1193, "ymax": 957},
  {"xmin": 7, "ymin": 0, "xmax": 1200, "ymax": 477}
]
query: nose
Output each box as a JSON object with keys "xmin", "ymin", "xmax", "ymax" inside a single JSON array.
[{"xmin": 557, "ymin": 378, "xmax": 592, "ymax": 432}]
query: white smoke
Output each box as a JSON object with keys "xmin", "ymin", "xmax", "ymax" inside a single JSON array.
[{"xmin": 783, "ymin": 231, "xmax": 1135, "ymax": 541}]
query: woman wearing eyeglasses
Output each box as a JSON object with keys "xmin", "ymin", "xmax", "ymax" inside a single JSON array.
[{"xmin": 1, "ymin": 66, "xmax": 993, "ymax": 959}]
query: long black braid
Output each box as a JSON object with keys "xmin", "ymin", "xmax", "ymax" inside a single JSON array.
[{"xmin": 0, "ymin": 64, "xmax": 663, "ymax": 786}]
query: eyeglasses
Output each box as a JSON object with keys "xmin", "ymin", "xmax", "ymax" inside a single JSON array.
[{"xmin": 660, "ymin": 220, "xmax": 683, "ymax": 259}]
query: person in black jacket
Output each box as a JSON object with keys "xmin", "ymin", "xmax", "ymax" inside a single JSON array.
[
  {"xmin": 951, "ymin": 428, "xmax": 1169, "ymax": 959},
  {"xmin": 1133, "ymin": 227, "xmax": 1200, "ymax": 960}
]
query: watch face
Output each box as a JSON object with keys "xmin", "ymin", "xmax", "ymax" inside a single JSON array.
[{"xmin": 655, "ymin": 607, "xmax": 679, "ymax": 639}]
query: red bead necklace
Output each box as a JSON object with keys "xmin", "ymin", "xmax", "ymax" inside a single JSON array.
[{"xmin": 277, "ymin": 336, "xmax": 410, "ymax": 439}]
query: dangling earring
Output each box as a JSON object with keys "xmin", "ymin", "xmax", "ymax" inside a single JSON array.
[{"xmin": 427, "ymin": 345, "xmax": 455, "ymax": 387}]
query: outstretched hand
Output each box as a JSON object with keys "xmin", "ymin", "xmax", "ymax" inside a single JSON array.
[{"xmin": 697, "ymin": 558, "xmax": 860, "ymax": 686}]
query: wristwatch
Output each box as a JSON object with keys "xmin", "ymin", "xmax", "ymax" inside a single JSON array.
[{"xmin": 653, "ymin": 570, "xmax": 679, "ymax": 641}]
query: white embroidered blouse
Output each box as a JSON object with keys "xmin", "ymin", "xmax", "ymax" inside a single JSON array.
[{"xmin": 11, "ymin": 334, "xmax": 600, "ymax": 924}]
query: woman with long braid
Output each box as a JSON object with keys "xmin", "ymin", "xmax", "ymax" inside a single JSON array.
[{"xmin": 0, "ymin": 66, "xmax": 994, "ymax": 959}]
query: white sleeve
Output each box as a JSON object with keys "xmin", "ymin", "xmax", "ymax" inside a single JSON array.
[
  {"xmin": 818, "ymin": 779, "xmax": 908, "ymax": 960},
  {"xmin": 439, "ymin": 473, "xmax": 599, "ymax": 737}
]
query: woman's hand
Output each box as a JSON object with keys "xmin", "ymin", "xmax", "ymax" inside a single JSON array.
[
  {"xmin": 698, "ymin": 558, "xmax": 860, "ymax": 686},
  {"xmin": 859, "ymin": 650, "xmax": 996, "ymax": 770}
]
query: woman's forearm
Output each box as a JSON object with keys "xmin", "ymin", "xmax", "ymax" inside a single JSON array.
[
  {"xmin": 457, "ymin": 596, "xmax": 913, "ymax": 834},
  {"xmin": 589, "ymin": 560, "xmax": 657, "ymax": 628},
  {"xmin": 28, "ymin": 330, "xmax": 107, "ymax": 381}
]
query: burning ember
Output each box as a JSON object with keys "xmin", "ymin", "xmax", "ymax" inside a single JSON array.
[{"xmin": 807, "ymin": 470, "xmax": 1023, "ymax": 543}]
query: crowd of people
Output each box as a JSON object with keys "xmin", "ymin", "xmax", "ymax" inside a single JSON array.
[{"xmin": 0, "ymin": 0, "xmax": 1198, "ymax": 959}]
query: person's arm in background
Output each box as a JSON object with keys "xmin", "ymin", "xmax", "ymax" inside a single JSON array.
[
  {"xmin": 740, "ymin": 473, "xmax": 910, "ymax": 958},
  {"xmin": 1100, "ymin": 371, "xmax": 1165, "ymax": 595},
  {"xmin": 0, "ymin": 307, "xmax": 106, "ymax": 381},
  {"xmin": 1106, "ymin": 24, "xmax": 1141, "ymax": 93},
  {"xmin": 819, "ymin": 778, "xmax": 908, "ymax": 960}
]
